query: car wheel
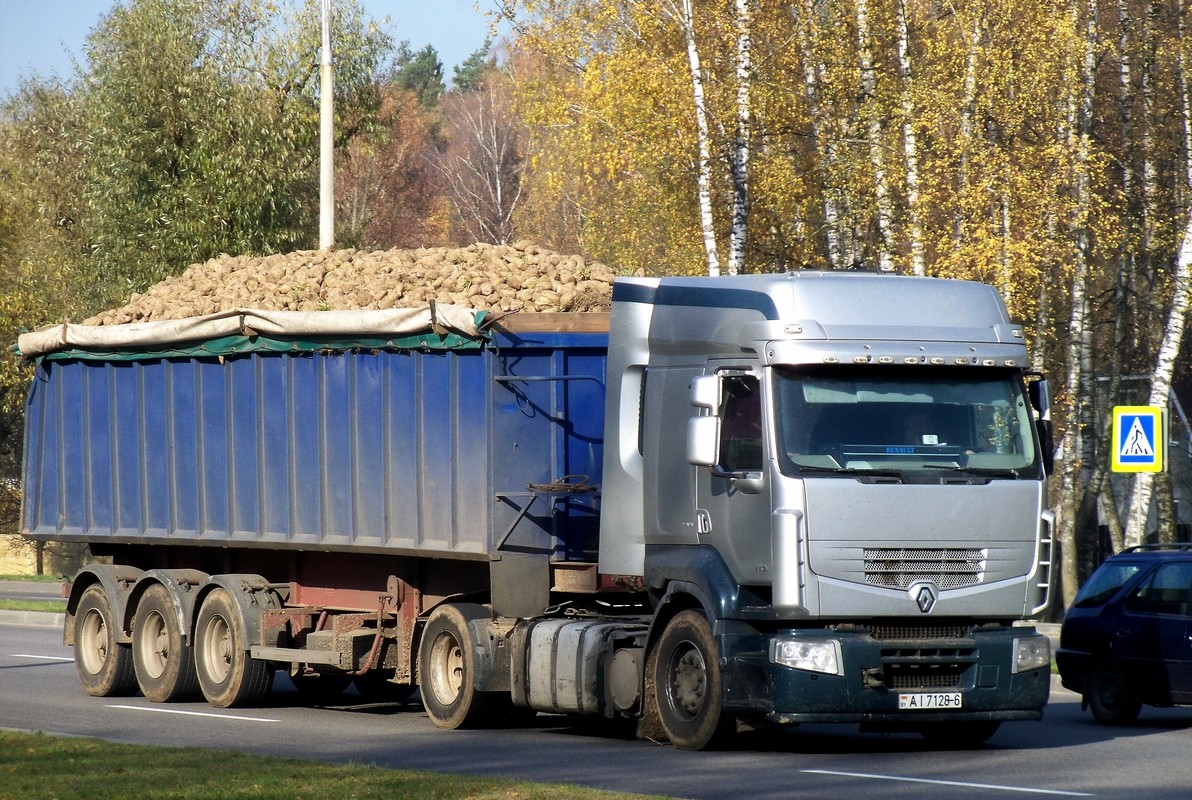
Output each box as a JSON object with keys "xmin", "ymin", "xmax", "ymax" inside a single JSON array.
[{"xmin": 1087, "ymin": 655, "xmax": 1142, "ymax": 724}]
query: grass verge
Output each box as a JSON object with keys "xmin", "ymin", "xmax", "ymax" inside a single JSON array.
[
  {"xmin": 0, "ymin": 573, "xmax": 65, "ymax": 582},
  {"xmin": 0, "ymin": 598, "xmax": 66, "ymax": 612},
  {"xmin": 1, "ymin": 730, "xmax": 667, "ymax": 800}
]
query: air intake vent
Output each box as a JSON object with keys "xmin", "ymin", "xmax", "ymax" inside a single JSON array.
[
  {"xmin": 864, "ymin": 548, "xmax": 986, "ymax": 589},
  {"xmin": 867, "ymin": 624, "xmax": 971, "ymax": 641}
]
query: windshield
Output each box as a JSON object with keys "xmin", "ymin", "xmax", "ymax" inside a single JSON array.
[
  {"xmin": 1074, "ymin": 562, "xmax": 1143, "ymax": 608},
  {"xmin": 772, "ymin": 366, "xmax": 1040, "ymax": 476}
]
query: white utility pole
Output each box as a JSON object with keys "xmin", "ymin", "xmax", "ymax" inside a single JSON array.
[{"xmin": 319, "ymin": 0, "xmax": 334, "ymax": 250}]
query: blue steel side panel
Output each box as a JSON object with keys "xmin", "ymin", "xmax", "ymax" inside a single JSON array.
[{"xmin": 22, "ymin": 330, "xmax": 608, "ymax": 561}]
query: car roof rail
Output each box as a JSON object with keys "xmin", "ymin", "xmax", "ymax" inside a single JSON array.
[{"xmin": 1121, "ymin": 543, "xmax": 1192, "ymax": 553}]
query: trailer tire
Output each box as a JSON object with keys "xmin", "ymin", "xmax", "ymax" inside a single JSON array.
[
  {"xmin": 132, "ymin": 583, "xmax": 199, "ymax": 702},
  {"xmin": 73, "ymin": 584, "xmax": 137, "ymax": 697},
  {"xmin": 652, "ymin": 610, "xmax": 734, "ymax": 750},
  {"xmin": 195, "ymin": 588, "xmax": 275, "ymax": 708},
  {"xmin": 418, "ymin": 603, "xmax": 492, "ymax": 729}
]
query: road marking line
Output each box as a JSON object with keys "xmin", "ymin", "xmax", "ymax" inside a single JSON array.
[
  {"xmin": 801, "ymin": 770, "xmax": 1094, "ymax": 797},
  {"xmin": 12, "ymin": 654, "xmax": 73, "ymax": 662},
  {"xmin": 107, "ymin": 704, "xmax": 280, "ymax": 723}
]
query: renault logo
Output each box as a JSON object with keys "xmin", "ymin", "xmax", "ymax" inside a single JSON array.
[{"xmin": 909, "ymin": 582, "xmax": 938, "ymax": 614}]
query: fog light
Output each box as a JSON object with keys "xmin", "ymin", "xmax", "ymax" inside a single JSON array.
[
  {"xmin": 769, "ymin": 637, "xmax": 843, "ymax": 676},
  {"xmin": 1012, "ymin": 635, "xmax": 1051, "ymax": 674}
]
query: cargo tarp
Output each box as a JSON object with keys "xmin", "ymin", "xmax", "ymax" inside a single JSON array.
[{"xmin": 17, "ymin": 304, "xmax": 487, "ymax": 361}]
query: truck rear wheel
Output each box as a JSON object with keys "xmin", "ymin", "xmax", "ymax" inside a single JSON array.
[
  {"xmin": 195, "ymin": 588, "xmax": 274, "ymax": 708},
  {"xmin": 73, "ymin": 584, "xmax": 137, "ymax": 697},
  {"xmin": 132, "ymin": 583, "xmax": 199, "ymax": 702},
  {"xmin": 652, "ymin": 610, "xmax": 734, "ymax": 750},
  {"xmin": 418, "ymin": 603, "xmax": 492, "ymax": 729}
]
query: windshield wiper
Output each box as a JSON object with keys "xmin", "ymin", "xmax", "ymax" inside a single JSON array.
[
  {"xmin": 922, "ymin": 464, "xmax": 1021, "ymax": 478},
  {"xmin": 798, "ymin": 466, "xmax": 905, "ymax": 480}
]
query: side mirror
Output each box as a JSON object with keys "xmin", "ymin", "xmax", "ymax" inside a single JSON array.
[
  {"xmin": 690, "ymin": 374, "xmax": 721, "ymax": 410},
  {"xmin": 1027, "ymin": 375, "xmax": 1054, "ymax": 473},
  {"xmin": 1027, "ymin": 376, "xmax": 1051, "ymax": 420},
  {"xmin": 687, "ymin": 415, "xmax": 720, "ymax": 466}
]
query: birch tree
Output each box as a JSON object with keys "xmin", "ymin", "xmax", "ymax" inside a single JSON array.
[
  {"xmin": 855, "ymin": 0, "xmax": 895, "ymax": 272},
  {"xmin": 727, "ymin": 0, "xmax": 753, "ymax": 275},
  {"xmin": 896, "ymin": 0, "xmax": 925, "ymax": 276},
  {"xmin": 673, "ymin": 0, "xmax": 721, "ymax": 275},
  {"xmin": 1057, "ymin": 0, "xmax": 1100, "ymax": 608},
  {"xmin": 1123, "ymin": 0, "xmax": 1192, "ymax": 548}
]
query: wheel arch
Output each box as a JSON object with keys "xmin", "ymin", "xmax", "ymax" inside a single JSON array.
[
  {"xmin": 645, "ymin": 580, "xmax": 718, "ymax": 655},
  {"xmin": 125, "ymin": 569, "xmax": 209, "ymax": 643},
  {"xmin": 65, "ymin": 565, "xmax": 145, "ymax": 646},
  {"xmin": 196, "ymin": 574, "xmax": 284, "ymax": 650}
]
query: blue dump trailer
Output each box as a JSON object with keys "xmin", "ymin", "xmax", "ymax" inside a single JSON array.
[{"xmin": 20, "ymin": 273, "xmax": 1056, "ymax": 749}]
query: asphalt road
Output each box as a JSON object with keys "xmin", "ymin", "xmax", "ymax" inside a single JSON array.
[{"xmin": 4, "ymin": 616, "xmax": 1192, "ymax": 799}]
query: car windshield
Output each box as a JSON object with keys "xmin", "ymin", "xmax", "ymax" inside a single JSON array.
[
  {"xmin": 772, "ymin": 366, "xmax": 1039, "ymax": 477},
  {"xmin": 1073, "ymin": 562, "xmax": 1143, "ymax": 608}
]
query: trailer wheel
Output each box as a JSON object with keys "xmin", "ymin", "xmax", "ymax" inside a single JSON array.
[
  {"xmin": 195, "ymin": 588, "xmax": 275, "ymax": 708},
  {"xmin": 73, "ymin": 584, "xmax": 137, "ymax": 697},
  {"xmin": 652, "ymin": 610, "xmax": 734, "ymax": 750},
  {"xmin": 132, "ymin": 583, "xmax": 199, "ymax": 702},
  {"xmin": 418, "ymin": 603, "xmax": 491, "ymax": 729}
]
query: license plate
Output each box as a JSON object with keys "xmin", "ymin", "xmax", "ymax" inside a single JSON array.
[{"xmin": 898, "ymin": 692, "xmax": 963, "ymax": 710}]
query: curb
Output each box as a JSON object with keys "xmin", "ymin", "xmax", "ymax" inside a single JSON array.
[{"xmin": 0, "ymin": 610, "xmax": 65, "ymax": 628}]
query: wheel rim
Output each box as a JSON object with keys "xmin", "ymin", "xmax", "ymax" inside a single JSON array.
[
  {"xmin": 666, "ymin": 639, "xmax": 707, "ymax": 720},
  {"xmin": 138, "ymin": 610, "xmax": 169, "ymax": 679},
  {"xmin": 78, "ymin": 608, "xmax": 107, "ymax": 675},
  {"xmin": 1095, "ymin": 662, "xmax": 1125, "ymax": 708},
  {"xmin": 200, "ymin": 613, "xmax": 232, "ymax": 684},
  {"xmin": 428, "ymin": 630, "xmax": 464, "ymax": 705}
]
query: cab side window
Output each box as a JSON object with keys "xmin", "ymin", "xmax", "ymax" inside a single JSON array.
[{"xmin": 719, "ymin": 376, "xmax": 762, "ymax": 472}]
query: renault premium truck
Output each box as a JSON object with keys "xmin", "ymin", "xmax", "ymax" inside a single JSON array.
[{"xmin": 19, "ymin": 272, "xmax": 1055, "ymax": 749}]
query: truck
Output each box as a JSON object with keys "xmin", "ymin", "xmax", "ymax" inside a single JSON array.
[{"xmin": 18, "ymin": 272, "xmax": 1055, "ymax": 749}]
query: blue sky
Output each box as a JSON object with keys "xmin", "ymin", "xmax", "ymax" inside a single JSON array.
[{"xmin": 0, "ymin": 0, "xmax": 498, "ymax": 96}]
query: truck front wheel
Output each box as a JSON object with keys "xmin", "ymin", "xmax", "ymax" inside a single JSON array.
[
  {"xmin": 652, "ymin": 610, "xmax": 734, "ymax": 749},
  {"xmin": 195, "ymin": 588, "xmax": 274, "ymax": 708},
  {"xmin": 73, "ymin": 584, "xmax": 137, "ymax": 697},
  {"xmin": 418, "ymin": 603, "xmax": 491, "ymax": 729},
  {"xmin": 132, "ymin": 584, "xmax": 199, "ymax": 702}
]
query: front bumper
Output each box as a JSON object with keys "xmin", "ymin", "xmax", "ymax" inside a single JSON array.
[{"xmin": 722, "ymin": 625, "xmax": 1051, "ymax": 724}]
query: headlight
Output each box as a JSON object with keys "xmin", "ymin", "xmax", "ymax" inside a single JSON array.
[
  {"xmin": 1012, "ymin": 635, "xmax": 1051, "ymax": 674},
  {"xmin": 769, "ymin": 637, "xmax": 843, "ymax": 676}
]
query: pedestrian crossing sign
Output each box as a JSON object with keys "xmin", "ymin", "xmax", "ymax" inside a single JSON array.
[{"xmin": 1112, "ymin": 405, "xmax": 1165, "ymax": 473}]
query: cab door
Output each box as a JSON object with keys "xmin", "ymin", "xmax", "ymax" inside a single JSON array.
[
  {"xmin": 693, "ymin": 367, "xmax": 773, "ymax": 582},
  {"xmin": 1119, "ymin": 560, "xmax": 1192, "ymax": 703}
]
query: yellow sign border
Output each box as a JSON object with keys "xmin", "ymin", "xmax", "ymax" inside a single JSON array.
[{"xmin": 1111, "ymin": 405, "xmax": 1165, "ymax": 473}]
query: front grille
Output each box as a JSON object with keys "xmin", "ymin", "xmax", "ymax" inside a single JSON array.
[
  {"xmin": 864, "ymin": 547, "xmax": 986, "ymax": 589},
  {"xmin": 868, "ymin": 624, "xmax": 971, "ymax": 641},
  {"xmin": 881, "ymin": 647, "xmax": 976, "ymax": 690},
  {"xmin": 886, "ymin": 665, "xmax": 968, "ymax": 690}
]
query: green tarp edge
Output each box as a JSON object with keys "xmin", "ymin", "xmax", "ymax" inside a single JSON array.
[{"xmin": 27, "ymin": 330, "xmax": 489, "ymax": 363}]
